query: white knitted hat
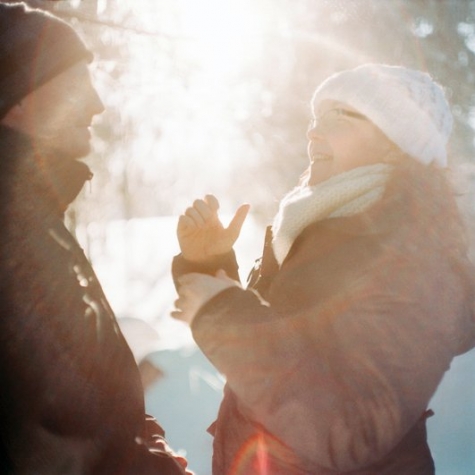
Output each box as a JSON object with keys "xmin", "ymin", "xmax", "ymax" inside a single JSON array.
[{"xmin": 311, "ymin": 64, "xmax": 453, "ymax": 167}]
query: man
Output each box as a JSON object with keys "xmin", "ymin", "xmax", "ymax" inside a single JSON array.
[{"xmin": 0, "ymin": 3, "xmax": 189, "ymax": 474}]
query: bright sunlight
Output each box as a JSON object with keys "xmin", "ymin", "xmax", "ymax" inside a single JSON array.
[
  {"xmin": 130, "ymin": 0, "xmax": 273, "ymax": 78},
  {"xmin": 178, "ymin": 0, "xmax": 271, "ymax": 76}
]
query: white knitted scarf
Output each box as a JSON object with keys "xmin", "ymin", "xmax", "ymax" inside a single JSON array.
[{"xmin": 271, "ymin": 163, "xmax": 394, "ymax": 264}]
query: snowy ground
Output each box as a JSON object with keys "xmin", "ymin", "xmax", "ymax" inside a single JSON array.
[
  {"xmin": 144, "ymin": 346, "xmax": 223, "ymax": 475},
  {"xmin": 428, "ymin": 347, "xmax": 475, "ymax": 475}
]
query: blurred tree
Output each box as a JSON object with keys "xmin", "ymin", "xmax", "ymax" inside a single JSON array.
[{"xmin": 45, "ymin": 0, "xmax": 475, "ymax": 225}]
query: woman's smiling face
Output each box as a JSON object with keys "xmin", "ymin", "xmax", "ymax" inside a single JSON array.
[{"xmin": 305, "ymin": 100, "xmax": 396, "ymax": 186}]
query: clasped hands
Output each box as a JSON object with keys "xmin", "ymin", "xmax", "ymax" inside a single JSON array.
[{"xmin": 172, "ymin": 194, "xmax": 250, "ymax": 325}]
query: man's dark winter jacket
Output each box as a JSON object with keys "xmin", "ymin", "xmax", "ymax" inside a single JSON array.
[
  {"xmin": 173, "ymin": 170, "xmax": 475, "ymax": 475},
  {"xmin": 0, "ymin": 125, "xmax": 186, "ymax": 475}
]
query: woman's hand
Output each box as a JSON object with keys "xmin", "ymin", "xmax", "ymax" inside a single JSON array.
[
  {"xmin": 177, "ymin": 194, "xmax": 250, "ymax": 262},
  {"xmin": 172, "ymin": 270, "xmax": 241, "ymax": 325}
]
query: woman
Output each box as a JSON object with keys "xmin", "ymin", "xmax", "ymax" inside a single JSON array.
[{"xmin": 172, "ymin": 64, "xmax": 475, "ymax": 474}]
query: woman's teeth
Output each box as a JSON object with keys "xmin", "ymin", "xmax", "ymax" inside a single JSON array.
[{"xmin": 312, "ymin": 153, "xmax": 333, "ymax": 162}]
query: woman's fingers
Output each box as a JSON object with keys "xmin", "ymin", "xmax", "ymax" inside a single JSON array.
[
  {"xmin": 182, "ymin": 198, "xmax": 219, "ymax": 227},
  {"xmin": 177, "ymin": 272, "xmax": 199, "ymax": 287},
  {"xmin": 170, "ymin": 299, "xmax": 184, "ymax": 319},
  {"xmin": 193, "ymin": 199, "xmax": 217, "ymax": 223},
  {"xmin": 226, "ymin": 203, "xmax": 250, "ymax": 239},
  {"xmin": 177, "ymin": 214, "xmax": 196, "ymax": 231},
  {"xmin": 173, "ymin": 272, "xmax": 241, "ymax": 325},
  {"xmin": 204, "ymin": 194, "xmax": 220, "ymax": 212},
  {"xmin": 171, "ymin": 295, "xmax": 193, "ymax": 324},
  {"xmin": 182, "ymin": 195, "xmax": 246, "ymax": 232}
]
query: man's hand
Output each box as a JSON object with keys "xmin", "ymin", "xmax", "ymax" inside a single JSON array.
[
  {"xmin": 177, "ymin": 194, "xmax": 250, "ymax": 262},
  {"xmin": 172, "ymin": 270, "xmax": 241, "ymax": 325}
]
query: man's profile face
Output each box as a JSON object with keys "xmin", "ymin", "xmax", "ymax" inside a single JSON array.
[{"xmin": 2, "ymin": 60, "xmax": 104, "ymax": 160}]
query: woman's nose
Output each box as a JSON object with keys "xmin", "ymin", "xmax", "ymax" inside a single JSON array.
[{"xmin": 307, "ymin": 123, "xmax": 323, "ymax": 141}]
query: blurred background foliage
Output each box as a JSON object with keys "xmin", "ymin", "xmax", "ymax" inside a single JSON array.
[
  {"xmin": 13, "ymin": 0, "xmax": 475, "ymax": 324},
  {"xmin": 31, "ymin": 0, "xmax": 475, "ymax": 221}
]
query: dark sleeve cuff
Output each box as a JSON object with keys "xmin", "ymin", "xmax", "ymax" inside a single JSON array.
[{"xmin": 171, "ymin": 251, "xmax": 240, "ymax": 290}]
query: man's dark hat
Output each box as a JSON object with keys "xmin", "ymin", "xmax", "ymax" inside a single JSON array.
[{"xmin": 0, "ymin": 2, "xmax": 93, "ymax": 118}]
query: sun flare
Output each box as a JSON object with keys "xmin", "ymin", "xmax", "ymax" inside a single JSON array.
[{"xmin": 178, "ymin": 0, "xmax": 270, "ymax": 76}]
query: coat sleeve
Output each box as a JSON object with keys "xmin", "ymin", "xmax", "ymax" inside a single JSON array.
[
  {"xmin": 190, "ymin": 246, "xmax": 472, "ymax": 472},
  {"xmin": 172, "ymin": 250, "xmax": 241, "ymax": 287}
]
